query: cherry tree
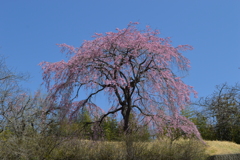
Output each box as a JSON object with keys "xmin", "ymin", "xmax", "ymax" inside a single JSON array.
[{"xmin": 40, "ymin": 22, "xmax": 201, "ymax": 139}]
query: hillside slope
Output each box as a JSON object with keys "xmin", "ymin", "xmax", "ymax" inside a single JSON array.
[{"xmin": 205, "ymin": 140, "xmax": 240, "ymax": 156}]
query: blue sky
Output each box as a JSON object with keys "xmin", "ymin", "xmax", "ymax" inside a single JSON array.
[{"xmin": 0, "ymin": 1, "xmax": 239, "ymax": 110}]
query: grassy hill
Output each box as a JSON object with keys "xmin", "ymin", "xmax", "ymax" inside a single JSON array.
[
  {"xmin": 205, "ymin": 140, "xmax": 240, "ymax": 156},
  {"xmin": 49, "ymin": 138, "xmax": 240, "ymax": 159}
]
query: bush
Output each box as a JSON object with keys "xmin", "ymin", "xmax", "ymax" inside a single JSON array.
[{"xmin": 49, "ymin": 139, "xmax": 126, "ymax": 160}]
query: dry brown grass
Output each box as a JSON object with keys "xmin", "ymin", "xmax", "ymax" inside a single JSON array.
[
  {"xmin": 2, "ymin": 134, "xmax": 240, "ymax": 160},
  {"xmin": 205, "ymin": 140, "xmax": 240, "ymax": 156},
  {"xmin": 49, "ymin": 138, "xmax": 208, "ymax": 160}
]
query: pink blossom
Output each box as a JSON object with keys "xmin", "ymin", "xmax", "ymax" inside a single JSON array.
[{"xmin": 40, "ymin": 22, "xmax": 201, "ymax": 139}]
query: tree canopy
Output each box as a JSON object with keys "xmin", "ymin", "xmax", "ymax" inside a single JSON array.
[{"xmin": 40, "ymin": 22, "xmax": 200, "ymax": 139}]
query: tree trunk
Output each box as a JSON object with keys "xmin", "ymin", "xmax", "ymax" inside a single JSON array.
[
  {"xmin": 123, "ymin": 105, "xmax": 132, "ymax": 134},
  {"xmin": 122, "ymin": 105, "xmax": 134, "ymax": 159}
]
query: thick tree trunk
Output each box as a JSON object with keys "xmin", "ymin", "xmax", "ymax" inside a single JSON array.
[
  {"xmin": 122, "ymin": 104, "xmax": 134, "ymax": 159},
  {"xmin": 123, "ymin": 105, "xmax": 132, "ymax": 134}
]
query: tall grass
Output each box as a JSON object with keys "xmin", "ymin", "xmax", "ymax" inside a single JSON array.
[
  {"xmin": 2, "ymin": 131, "xmax": 240, "ymax": 160},
  {"xmin": 0, "ymin": 129, "xmax": 211, "ymax": 160},
  {"xmin": 0, "ymin": 132, "xmax": 63, "ymax": 160},
  {"xmin": 49, "ymin": 138, "xmax": 208, "ymax": 160}
]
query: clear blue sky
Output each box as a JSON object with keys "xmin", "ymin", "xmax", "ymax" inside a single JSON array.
[{"xmin": 0, "ymin": 1, "xmax": 239, "ymax": 110}]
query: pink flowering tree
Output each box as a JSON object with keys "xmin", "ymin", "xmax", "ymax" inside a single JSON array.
[{"xmin": 40, "ymin": 22, "xmax": 201, "ymax": 139}]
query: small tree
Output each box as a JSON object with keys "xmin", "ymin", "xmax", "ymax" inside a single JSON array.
[
  {"xmin": 0, "ymin": 55, "xmax": 28, "ymax": 135},
  {"xmin": 40, "ymin": 22, "xmax": 200, "ymax": 139},
  {"xmin": 0, "ymin": 56, "xmax": 65, "ymax": 159},
  {"xmin": 102, "ymin": 116, "xmax": 120, "ymax": 141},
  {"xmin": 197, "ymin": 83, "xmax": 240, "ymax": 143},
  {"xmin": 181, "ymin": 106, "xmax": 216, "ymax": 140}
]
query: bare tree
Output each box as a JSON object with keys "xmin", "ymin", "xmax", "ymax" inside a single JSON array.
[
  {"xmin": 0, "ymin": 55, "xmax": 27, "ymax": 134},
  {"xmin": 0, "ymin": 56, "xmax": 64, "ymax": 159},
  {"xmin": 197, "ymin": 83, "xmax": 240, "ymax": 142}
]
